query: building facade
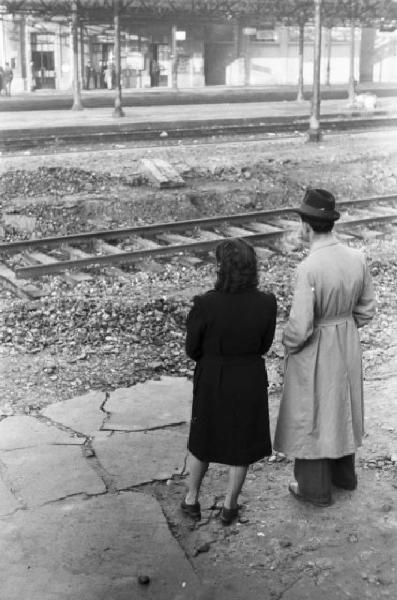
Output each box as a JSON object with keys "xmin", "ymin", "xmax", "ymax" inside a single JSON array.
[{"xmin": 1, "ymin": 12, "xmax": 396, "ymax": 93}]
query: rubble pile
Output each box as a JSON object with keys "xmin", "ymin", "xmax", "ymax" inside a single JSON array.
[{"xmin": 0, "ymin": 166, "xmax": 143, "ymax": 201}]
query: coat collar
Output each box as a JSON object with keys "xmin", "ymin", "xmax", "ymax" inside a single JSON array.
[{"xmin": 309, "ymin": 235, "xmax": 339, "ymax": 254}]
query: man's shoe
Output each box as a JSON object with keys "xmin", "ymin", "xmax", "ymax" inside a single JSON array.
[
  {"xmin": 288, "ymin": 481, "xmax": 332, "ymax": 507},
  {"xmin": 181, "ymin": 499, "xmax": 201, "ymax": 520},
  {"xmin": 220, "ymin": 506, "xmax": 239, "ymax": 525}
]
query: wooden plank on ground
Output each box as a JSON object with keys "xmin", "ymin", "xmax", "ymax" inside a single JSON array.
[{"xmin": 140, "ymin": 158, "xmax": 185, "ymax": 189}]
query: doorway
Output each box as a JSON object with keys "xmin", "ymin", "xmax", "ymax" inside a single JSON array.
[
  {"xmin": 204, "ymin": 43, "xmax": 235, "ymax": 85},
  {"xmin": 31, "ymin": 33, "xmax": 56, "ymax": 89}
]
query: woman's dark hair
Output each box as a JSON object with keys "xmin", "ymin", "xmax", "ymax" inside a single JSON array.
[
  {"xmin": 215, "ymin": 238, "xmax": 258, "ymax": 293},
  {"xmin": 301, "ymin": 214, "xmax": 334, "ymax": 233}
]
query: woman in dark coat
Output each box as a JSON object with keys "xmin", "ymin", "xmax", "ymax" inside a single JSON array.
[{"xmin": 182, "ymin": 238, "xmax": 277, "ymax": 524}]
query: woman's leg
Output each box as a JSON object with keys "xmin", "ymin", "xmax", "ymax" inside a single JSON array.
[
  {"xmin": 224, "ymin": 465, "xmax": 248, "ymax": 509},
  {"xmin": 185, "ymin": 453, "xmax": 208, "ymax": 504}
]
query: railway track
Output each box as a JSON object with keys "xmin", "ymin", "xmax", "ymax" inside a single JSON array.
[{"xmin": 0, "ymin": 195, "xmax": 396, "ymax": 298}]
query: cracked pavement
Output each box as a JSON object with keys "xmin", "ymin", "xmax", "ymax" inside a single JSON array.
[
  {"xmin": 0, "ymin": 369, "xmax": 396, "ymax": 600},
  {"xmin": 0, "ymin": 376, "xmax": 198, "ymax": 600}
]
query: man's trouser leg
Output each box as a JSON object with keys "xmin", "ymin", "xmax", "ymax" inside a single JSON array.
[
  {"xmin": 294, "ymin": 458, "xmax": 332, "ymax": 505},
  {"xmin": 330, "ymin": 454, "xmax": 357, "ymax": 490}
]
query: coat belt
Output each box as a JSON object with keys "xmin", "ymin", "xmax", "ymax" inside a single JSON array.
[
  {"xmin": 314, "ymin": 313, "xmax": 353, "ymax": 327},
  {"xmin": 199, "ymin": 354, "xmax": 263, "ymax": 365}
]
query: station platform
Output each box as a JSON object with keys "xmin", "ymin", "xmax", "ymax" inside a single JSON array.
[
  {"xmin": 1, "ymin": 82, "xmax": 397, "ymax": 111},
  {"xmin": 1, "ymin": 85, "xmax": 397, "ymax": 148}
]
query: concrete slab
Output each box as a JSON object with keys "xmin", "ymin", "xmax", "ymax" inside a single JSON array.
[
  {"xmin": 0, "ymin": 445, "xmax": 105, "ymax": 507},
  {"xmin": 0, "ymin": 491, "xmax": 200, "ymax": 600},
  {"xmin": 93, "ymin": 429, "xmax": 187, "ymax": 489},
  {"xmin": 104, "ymin": 376, "xmax": 192, "ymax": 431},
  {"xmin": 42, "ymin": 390, "xmax": 106, "ymax": 437},
  {"xmin": 0, "ymin": 415, "xmax": 84, "ymax": 450},
  {"xmin": 0, "ymin": 477, "xmax": 20, "ymax": 515}
]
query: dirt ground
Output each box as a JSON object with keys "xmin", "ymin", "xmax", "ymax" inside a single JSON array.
[{"xmin": 0, "ymin": 129, "xmax": 396, "ymax": 599}]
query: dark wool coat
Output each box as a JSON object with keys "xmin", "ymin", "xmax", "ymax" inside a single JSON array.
[{"xmin": 186, "ymin": 289, "xmax": 277, "ymax": 466}]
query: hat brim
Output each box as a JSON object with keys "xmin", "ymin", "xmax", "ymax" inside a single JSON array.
[{"xmin": 294, "ymin": 206, "xmax": 340, "ymax": 222}]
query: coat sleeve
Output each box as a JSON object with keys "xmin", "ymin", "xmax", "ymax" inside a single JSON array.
[
  {"xmin": 282, "ymin": 263, "xmax": 315, "ymax": 354},
  {"xmin": 260, "ymin": 293, "xmax": 277, "ymax": 354},
  {"xmin": 185, "ymin": 295, "xmax": 206, "ymax": 361},
  {"xmin": 353, "ymin": 260, "xmax": 376, "ymax": 328}
]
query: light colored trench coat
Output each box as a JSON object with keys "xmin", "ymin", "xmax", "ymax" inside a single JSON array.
[{"xmin": 274, "ymin": 237, "xmax": 376, "ymax": 459}]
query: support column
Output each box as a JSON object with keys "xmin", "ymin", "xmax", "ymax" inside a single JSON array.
[
  {"xmin": 113, "ymin": 0, "xmax": 124, "ymax": 117},
  {"xmin": 244, "ymin": 29, "xmax": 250, "ymax": 86},
  {"xmin": 348, "ymin": 22, "xmax": 356, "ymax": 102},
  {"xmin": 171, "ymin": 24, "xmax": 178, "ymax": 89},
  {"xmin": 80, "ymin": 23, "xmax": 85, "ymax": 89},
  {"xmin": 233, "ymin": 19, "xmax": 244, "ymax": 86},
  {"xmin": 297, "ymin": 20, "xmax": 305, "ymax": 101},
  {"xmin": 24, "ymin": 18, "xmax": 33, "ymax": 91},
  {"xmin": 326, "ymin": 27, "xmax": 332, "ymax": 86},
  {"xmin": 308, "ymin": 0, "xmax": 322, "ymax": 142},
  {"xmin": 71, "ymin": 0, "xmax": 83, "ymax": 110},
  {"xmin": 20, "ymin": 18, "xmax": 27, "ymax": 86}
]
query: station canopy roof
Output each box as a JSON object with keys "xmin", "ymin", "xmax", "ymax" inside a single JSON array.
[
  {"xmin": 1, "ymin": 0, "xmax": 267, "ymax": 18},
  {"xmin": 2, "ymin": 1, "xmax": 397, "ymax": 23}
]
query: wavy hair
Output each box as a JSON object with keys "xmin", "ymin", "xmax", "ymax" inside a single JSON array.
[{"xmin": 214, "ymin": 238, "xmax": 258, "ymax": 294}]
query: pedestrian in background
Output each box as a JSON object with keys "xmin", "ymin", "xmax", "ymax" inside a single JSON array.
[
  {"xmin": 274, "ymin": 188, "xmax": 376, "ymax": 507},
  {"xmin": 3, "ymin": 62, "xmax": 13, "ymax": 96},
  {"xmin": 99, "ymin": 60, "xmax": 106, "ymax": 88},
  {"xmin": 105, "ymin": 62, "xmax": 113, "ymax": 90},
  {"xmin": 182, "ymin": 238, "xmax": 277, "ymax": 525}
]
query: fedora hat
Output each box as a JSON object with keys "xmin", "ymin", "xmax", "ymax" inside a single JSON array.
[{"xmin": 295, "ymin": 188, "xmax": 340, "ymax": 221}]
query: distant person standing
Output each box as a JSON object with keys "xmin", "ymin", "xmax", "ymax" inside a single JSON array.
[
  {"xmin": 0, "ymin": 66, "xmax": 4, "ymax": 96},
  {"xmin": 274, "ymin": 189, "xmax": 376, "ymax": 507},
  {"xmin": 84, "ymin": 62, "xmax": 92, "ymax": 90},
  {"xmin": 3, "ymin": 63, "xmax": 13, "ymax": 96},
  {"xmin": 99, "ymin": 60, "xmax": 106, "ymax": 89},
  {"xmin": 105, "ymin": 62, "xmax": 114, "ymax": 90},
  {"xmin": 150, "ymin": 58, "xmax": 161, "ymax": 87}
]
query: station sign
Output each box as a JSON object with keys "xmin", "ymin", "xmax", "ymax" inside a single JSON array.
[{"xmin": 242, "ymin": 27, "xmax": 256, "ymax": 35}]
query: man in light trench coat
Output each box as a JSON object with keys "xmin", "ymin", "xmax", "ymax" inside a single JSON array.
[{"xmin": 274, "ymin": 188, "xmax": 376, "ymax": 507}]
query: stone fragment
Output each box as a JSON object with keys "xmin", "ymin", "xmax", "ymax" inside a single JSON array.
[{"xmin": 193, "ymin": 542, "xmax": 211, "ymax": 557}]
